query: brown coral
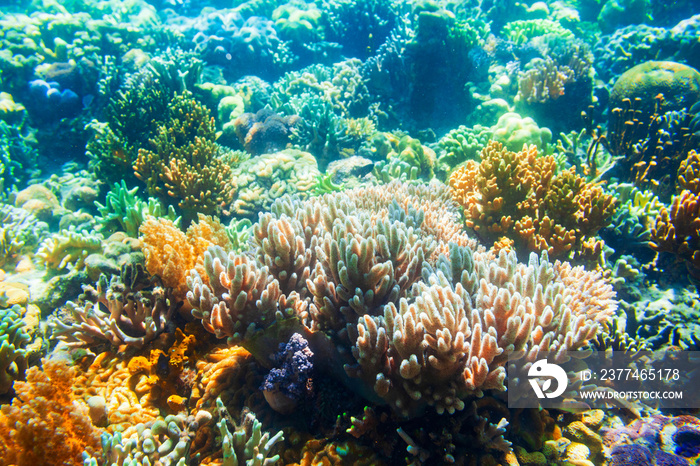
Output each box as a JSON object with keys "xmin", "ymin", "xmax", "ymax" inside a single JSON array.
[
  {"xmin": 449, "ymin": 142, "xmax": 616, "ymax": 261},
  {"xmin": 649, "ymin": 189, "xmax": 700, "ymax": 281},
  {"xmin": 0, "ymin": 359, "xmax": 103, "ymax": 466},
  {"xmin": 134, "ymin": 92, "xmax": 235, "ymax": 224}
]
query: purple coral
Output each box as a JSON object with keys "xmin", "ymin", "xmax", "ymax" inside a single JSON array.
[
  {"xmin": 262, "ymin": 333, "xmax": 313, "ymax": 414},
  {"xmin": 610, "ymin": 444, "xmax": 653, "ymax": 466},
  {"xmin": 655, "ymin": 450, "xmax": 690, "ymax": 466}
]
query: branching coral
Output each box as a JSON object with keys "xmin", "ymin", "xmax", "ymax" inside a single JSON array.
[
  {"xmin": 49, "ymin": 269, "xmax": 174, "ymax": 350},
  {"xmin": 0, "ymin": 358, "xmax": 103, "ymax": 466},
  {"xmin": 133, "ymin": 91, "xmax": 235, "ymax": 224},
  {"xmin": 449, "ymin": 141, "xmax": 617, "ymax": 261},
  {"xmin": 187, "ymin": 180, "xmax": 616, "ymax": 418},
  {"xmin": 211, "ymin": 397, "xmax": 284, "ymax": 466},
  {"xmin": 85, "ymin": 414, "xmax": 192, "ymax": 466},
  {"xmin": 650, "ymin": 191, "xmax": 700, "ymax": 282}
]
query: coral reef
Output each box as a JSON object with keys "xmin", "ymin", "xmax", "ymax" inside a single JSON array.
[
  {"xmin": 228, "ymin": 148, "xmax": 320, "ymax": 216},
  {"xmin": 133, "ymin": 92, "xmax": 235, "ymax": 224},
  {"xmin": 0, "ymin": 305, "xmax": 30, "ymax": 395},
  {"xmin": 187, "ymin": 180, "xmax": 616, "ymax": 418}
]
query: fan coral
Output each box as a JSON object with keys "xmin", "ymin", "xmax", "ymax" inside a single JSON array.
[
  {"xmin": 187, "ymin": 181, "xmax": 616, "ymax": 418},
  {"xmin": 0, "ymin": 358, "xmax": 103, "ymax": 466}
]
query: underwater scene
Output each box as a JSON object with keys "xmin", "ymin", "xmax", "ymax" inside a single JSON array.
[{"xmin": 1, "ymin": 0, "xmax": 700, "ymax": 464}]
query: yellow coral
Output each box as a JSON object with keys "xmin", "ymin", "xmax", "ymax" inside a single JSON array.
[{"xmin": 449, "ymin": 142, "xmax": 616, "ymax": 261}]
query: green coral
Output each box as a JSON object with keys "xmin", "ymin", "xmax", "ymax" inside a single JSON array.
[
  {"xmin": 215, "ymin": 397, "xmax": 284, "ymax": 466},
  {"xmin": 491, "ymin": 112, "xmax": 552, "ymax": 152},
  {"xmin": 36, "ymin": 228, "xmax": 103, "ymax": 273},
  {"xmin": 95, "ymin": 180, "xmax": 180, "ymax": 237},
  {"xmin": 502, "ymin": 19, "xmax": 575, "ymax": 46},
  {"xmin": 437, "ymin": 125, "xmax": 492, "ymax": 177},
  {"xmin": 0, "ymin": 120, "xmax": 38, "ymax": 193},
  {"xmin": 225, "ymin": 218, "xmax": 254, "ymax": 253},
  {"xmin": 0, "ymin": 305, "xmax": 30, "ymax": 395},
  {"xmin": 229, "ymin": 149, "xmax": 320, "ymax": 216}
]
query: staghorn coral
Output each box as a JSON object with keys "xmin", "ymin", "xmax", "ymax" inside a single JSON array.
[
  {"xmin": 449, "ymin": 141, "xmax": 617, "ymax": 261},
  {"xmin": 187, "ymin": 180, "xmax": 616, "ymax": 418},
  {"xmin": 133, "ymin": 92, "xmax": 235, "ymax": 224},
  {"xmin": 0, "ymin": 358, "xmax": 103, "ymax": 466}
]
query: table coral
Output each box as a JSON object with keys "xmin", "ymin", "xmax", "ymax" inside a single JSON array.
[
  {"xmin": 0, "ymin": 358, "xmax": 103, "ymax": 466},
  {"xmin": 187, "ymin": 180, "xmax": 616, "ymax": 419}
]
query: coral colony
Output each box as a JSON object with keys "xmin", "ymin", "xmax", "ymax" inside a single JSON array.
[{"xmin": 0, "ymin": 0, "xmax": 699, "ymax": 465}]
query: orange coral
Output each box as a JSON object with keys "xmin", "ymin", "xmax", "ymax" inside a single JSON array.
[
  {"xmin": 678, "ymin": 149, "xmax": 700, "ymax": 195},
  {"xmin": 72, "ymin": 352, "xmax": 160, "ymax": 432},
  {"xmin": 0, "ymin": 359, "xmax": 102, "ymax": 466},
  {"xmin": 139, "ymin": 214, "xmax": 232, "ymax": 306},
  {"xmin": 650, "ymin": 189, "xmax": 700, "ymax": 280},
  {"xmin": 449, "ymin": 141, "xmax": 616, "ymax": 261}
]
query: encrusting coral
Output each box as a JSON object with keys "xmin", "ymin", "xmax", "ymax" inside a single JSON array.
[
  {"xmin": 449, "ymin": 141, "xmax": 617, "ymax": 262},
  {"xmin": 186, "ymin": 180, "xmax": 616, "ymax": 418},
  {"xmin": 0, "ymin": 358, "xmax": 103, "ymax": 466}
]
